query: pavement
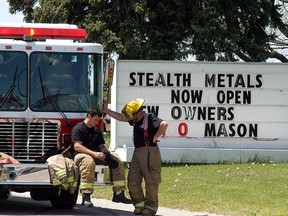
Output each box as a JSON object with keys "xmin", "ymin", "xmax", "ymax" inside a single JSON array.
[
  {"xmin": 88, "ymin": 197, "xmax": 223, "ymax": 216},
  {"xmin": 6, "ymin": 192, "xmax": 224, "ymax": 216}
]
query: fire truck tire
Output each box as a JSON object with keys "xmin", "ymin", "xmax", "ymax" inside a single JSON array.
[
  {"xmin": 0, "ymin": 187, "xmax": 11, "ymax": 200},
  {"xmin": 30, "ymin": 188, "xmax": 56, "ymax": 201},
  {"xmin": 50, "ymin": 189, "xmax": 79, "ymax": 209}
]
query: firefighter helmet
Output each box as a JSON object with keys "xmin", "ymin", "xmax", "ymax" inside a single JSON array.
[{"xmin": 121, "ymin": 98, "xmax": 144, "ymax": 120}]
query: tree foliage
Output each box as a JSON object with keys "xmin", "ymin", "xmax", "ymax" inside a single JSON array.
[{"xmin": 8, "ymin": 0, "xmax": 288, "ymax": 62}]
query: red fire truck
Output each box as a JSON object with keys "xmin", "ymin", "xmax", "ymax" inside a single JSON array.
[{"xmin": 0, "ymin": 23, "xmax": 112, "ymax": 208}]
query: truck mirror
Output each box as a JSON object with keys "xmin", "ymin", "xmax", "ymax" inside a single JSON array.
[{"xmin": 104, "ymin": 58, "xmax": 115, "ymax": 85}]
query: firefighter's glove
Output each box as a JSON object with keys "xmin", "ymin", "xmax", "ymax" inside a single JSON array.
[{"xmin": 103, "ymin": 149, "xmax": 118, "ymax": 169}]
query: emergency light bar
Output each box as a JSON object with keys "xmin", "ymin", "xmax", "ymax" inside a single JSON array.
[{"xmin": 0, "ymin": 24, "xmax": 87, "ymax": 40}]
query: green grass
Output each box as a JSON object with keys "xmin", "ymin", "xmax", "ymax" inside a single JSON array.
[
  {"xmin": 92, "ymin": 162, "xmax": 288, "ymax": 216},
  {"xmin": 99, "ymin": 130, "xmax": 288, "ymax": 215}
]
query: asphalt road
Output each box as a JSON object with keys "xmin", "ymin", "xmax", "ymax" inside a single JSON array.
[{"xmin": 0, "ymin": 192, "xmax": 223, "ymax": 216}]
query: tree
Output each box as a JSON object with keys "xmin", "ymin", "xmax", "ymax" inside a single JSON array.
[
  {"xmin": 7, "ymin": 0, "xmax": 288, "ymax": 62},
  {"xmin": 8, "ymin": 0, "xmax": 36, "ymax": 22}
]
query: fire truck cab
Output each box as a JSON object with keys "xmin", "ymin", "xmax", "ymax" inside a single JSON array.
[{"xmin": 0, "ymin": 23, "xmax": 110, "ymax": 208}]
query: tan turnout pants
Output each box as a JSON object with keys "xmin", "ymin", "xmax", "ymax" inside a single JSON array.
[
  {"xmin": 128, "ymin": 145, "xmax": 161, "ymax": 212},
  {"xmin": 74, "ymin": 153, "xmax": 127, "ymax": 195},
  {"xmin": 74, "ymin": 153, "xmax": 95, "ymax": 194}
]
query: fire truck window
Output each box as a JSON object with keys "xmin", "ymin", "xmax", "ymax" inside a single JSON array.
[
  {"xmin": 0, "ymin": 51, "xmax": 27, "ymax": 111},
  {"xmin": 30, "ymin": 52, "xmax": 102, "ymax": 112}
]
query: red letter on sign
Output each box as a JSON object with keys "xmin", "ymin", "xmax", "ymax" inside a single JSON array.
[{"xmin": 178, "ymin": 122, "xmax": 188, "ymax": 137}]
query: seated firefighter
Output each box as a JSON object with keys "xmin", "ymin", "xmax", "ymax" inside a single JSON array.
[{"xmin": 71, "ymin": 107, "xmax": 132, "ymax": 207}]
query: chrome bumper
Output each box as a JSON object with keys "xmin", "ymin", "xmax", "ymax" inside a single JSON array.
[{"xmin": 0, "ymin": 163, "xmax": 110, "ymax": 186}]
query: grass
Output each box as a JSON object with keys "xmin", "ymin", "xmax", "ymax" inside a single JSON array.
[
  {"xmin": 92, "ymin": 161, "xmax": 288, "ymax": 216},
  {"xmin": 160, "ymin": 162, "xmax": 288, "ymax": 216},
  {"xmin": 97, "ymin": 130, "xmax": 288, "ymax": 215}
]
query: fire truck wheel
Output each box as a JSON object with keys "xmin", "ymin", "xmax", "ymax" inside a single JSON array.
[
  {"xmin": 30, "ymin": 188, "xmax": 56, "ymax": 200},
  {"xmin": 50, "ymin": 189, "xmax": 79, "ymax": 209},
  {"xmin": 0, "ymin": 187, "xmax": 11, "ymax": 200}
]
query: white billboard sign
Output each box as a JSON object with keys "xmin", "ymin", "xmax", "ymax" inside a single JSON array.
[{"xmin": 110, "ymin": 60, "xmax": 288, "ymax": 163}]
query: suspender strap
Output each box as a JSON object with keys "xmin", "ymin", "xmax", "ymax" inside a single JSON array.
[
  {"xmin": 143, "ymin": 113, "xmax": 149, "ymax": 145},
  {"xmin": 143, "ymin": 113, "xmax": 152, "ymax": 173}
]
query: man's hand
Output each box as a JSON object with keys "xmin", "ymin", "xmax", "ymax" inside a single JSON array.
[
  {"xmin": 153, "ymin": 137, "xmax": 160, "ymax": 144},
  {"xmin": 102, "ymin": 101, "xmax": 128, "ymax": 122},
  {"xmin": 102, "ymin": 149, "xmax": 118, "ymax": 169},
  {"xmin": 93, "ymin": 152, "xmax": 106, "ymax": 161},
  {"xmin": 74, "ymin": 141, "xmax": 107, "ymax": 161},
  {"xmin": 103, "ymin": 101, "xmax": 108, "ymax": 114}
]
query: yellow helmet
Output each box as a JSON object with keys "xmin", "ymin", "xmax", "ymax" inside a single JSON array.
[{"xmin": 121, "ymin": 98, "xmax": 144, "ymax": 120}]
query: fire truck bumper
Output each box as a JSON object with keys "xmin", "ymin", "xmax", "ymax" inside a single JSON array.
[{"xmin": 0, "ymin": 164, "xmax": 110, "ymax": 186}]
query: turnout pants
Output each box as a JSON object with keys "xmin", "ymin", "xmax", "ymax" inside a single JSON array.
[
  {"xmin": 128, "ymin": 145, "xmax": 161, "ymax": 213},
  {"xmin": 110, "ymin": 153, "xmax": 127, "ymax": 192},
  {"xmin": 74, "ymin": 153, "xmax": 95, "ymax": 194},
  {"xmin": 96, "ymin": 154, "xmax": 127, "ymax": 192},
  {"xmin": 74, "ymin": 153, "xmax": 127, "ymax": 195}
]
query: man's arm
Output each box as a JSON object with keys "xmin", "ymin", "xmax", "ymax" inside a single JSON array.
[
  {"xmin": 74, "ymin": 141, "xmax": 106, "ymax": 161},
  {"xmin": 153, "ymin": 120, "xmax": 168, "ymax": 144},
  {"xmin": 103, "ymin": 102, "xmax": 128, "ymax": 122}
]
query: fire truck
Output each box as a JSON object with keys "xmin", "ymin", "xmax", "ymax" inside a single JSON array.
[{"xmin": 0, "ymin": 23, "xmax": 112, "ymax": 208}]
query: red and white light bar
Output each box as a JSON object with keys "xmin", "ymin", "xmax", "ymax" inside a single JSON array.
[{"xmin": 0, "ymin": 23, "xmax": 87, "ymax": 40}]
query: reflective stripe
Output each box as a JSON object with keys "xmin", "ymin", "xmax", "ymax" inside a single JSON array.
[
  {"xmin": 52, "ymin": 180, "xmax": 69, "ymax": 191},
  {"xmin": 67, "ymin": 175, "xmax": 74, "ymax": 183},
  {"xmin": 61, "ymin": 183, "xmax": 69, "ymax": 190},
  {"xmin": 72, "ymin": 182, "xmax": 78, "ymax": 188},
  {"xmin": 112, "ymin": 180, "xmax": 126, "ymax": 187},
  {"xmin": 135, "ymin": 201, "xmax": 145, "ymax": 208},
  {"xmin": 80, "ymin": 182, "xmax": 94, "ymax": 190},
  {"xmin": 146, "ymin": 205, "xmax": 157, "ymax": 213},
  {"xmin": 52, "ymin": 179, "xmax": 61, "ymax": 186},
  {"xmin": 55, "ymin": 170, "xmax": 66, "ymax": 179}
]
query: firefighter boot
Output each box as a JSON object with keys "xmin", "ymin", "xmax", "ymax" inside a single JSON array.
[
  {"xmin": 112, "ymin": 191, "xmax": 133, "ymax": 204},
  {"xmin": 81, "ymin": 193, "xmax": 93, "ymax": 207},
  {"xmin": 141, "ymin": 208, "xmax": 156, "ymax": 216},
  {"xmin": 134, "ymin": 207, "xmax": 144, "ymax": 215}
]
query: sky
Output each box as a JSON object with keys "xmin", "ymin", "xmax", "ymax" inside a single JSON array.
[{"xmin": 0, "ymin": 0, "xmax": 24, "ymax": 23}]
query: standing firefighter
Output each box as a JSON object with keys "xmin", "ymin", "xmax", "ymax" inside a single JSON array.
[
  {"xmin": 104, "ymin": 98, "xmax": 168, "ymax": 216},
  {"xmin": 71, "ymin": 108, "xmax": 132, "ymax": 207}
]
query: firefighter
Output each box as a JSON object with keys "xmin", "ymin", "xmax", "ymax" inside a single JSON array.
[
  {"xmin": 71, "ymin": 107, "xmax": 132, "ymax": 207},
  {"xmin": 104, "ymin": 98, "xmax": 168, "ymax": 216}
]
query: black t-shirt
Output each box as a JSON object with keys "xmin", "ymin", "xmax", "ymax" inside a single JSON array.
[
  {"xmin": 71, "ymin": 122, "xmax": 105, "ymax": 152},
  {"xmin": 129, "ymin": 113, "xmax": 163, "ymax": 148}
]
